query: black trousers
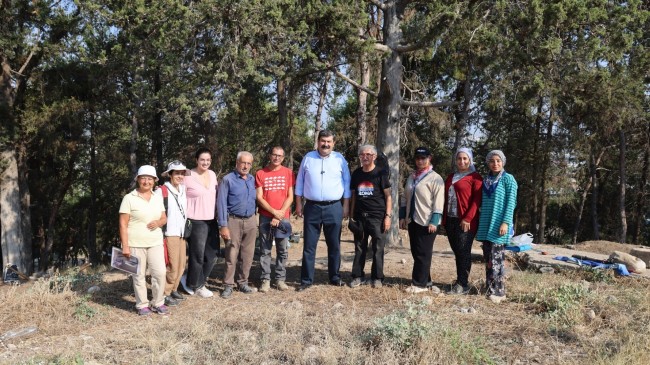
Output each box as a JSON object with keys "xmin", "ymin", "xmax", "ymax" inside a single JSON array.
[
  {"xmin": 408, "ymin": 221, "xmax": 437, "ymax": 287},
  {"xmin": 351, "ymin": 215, "xmax": 386, "ymax": 280},
  {"xmin": 445, "ymin": 217, "xmax": 475, "ymax": 287}
]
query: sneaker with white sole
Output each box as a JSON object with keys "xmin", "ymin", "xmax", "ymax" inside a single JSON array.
[
  {"xmin": 259, "ymin": 280, "xmax": 271, "ymax": 293},
  {"xmin": 489, "ymin": 294, "xmax": 506, "ymax": 304},
  {"xmin": 195, "ymin": 285, "xmax": 214, "ymax": 298},
  {"xmin": 349, "ymin": 277, "xmax": 363, "ymax": 288},
  {"xmin": 180, "ymin": 275, "xmax": 194, "ymax": 296},
  {"xmin": 151, "ymin": 304, "xmax": 169, "ymax": 315},
  {"xmin": 404, "ymin": 285, "xmax": 428, "ymax": 294},
  {"xmin": 372, "ymin": 279, "xmax": 383, "ymax": 289},
  {"xmin": 276, "ymin": 280, "xmax": 289, "ymax": 291}
]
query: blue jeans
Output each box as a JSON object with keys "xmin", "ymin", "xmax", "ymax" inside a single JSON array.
[
  {"xmin": 259, "ymin": 215, "xmax": 289, "ymax": 281},
  {"xmin": 186, "ymin": 219, "xmax": 219, "ymax": 290},
  {"xmin": 300, "ymin": 200, "xmax": 342, "ymax": 285}
]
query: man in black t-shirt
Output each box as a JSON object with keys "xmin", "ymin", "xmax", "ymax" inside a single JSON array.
[{"xmin": 349, "ymin": 144, "xmax": 392, "ymax": 288}]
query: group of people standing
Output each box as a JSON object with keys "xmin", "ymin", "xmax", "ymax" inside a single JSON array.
[{"xmin": 118, "ymin": 129, "xmax": 518, "ymax": 316}]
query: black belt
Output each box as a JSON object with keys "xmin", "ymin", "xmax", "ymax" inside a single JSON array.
[
  {"xmin": 306, "ymin": 199, "xmax": 340, "ymax": 206},
  {"xmin": 229, "ymin": 213, "xmax": 253, "ymax": 219}
]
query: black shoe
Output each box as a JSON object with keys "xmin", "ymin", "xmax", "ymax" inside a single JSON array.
[
  {"xmin": 330, "ymin": 279, "xmax": 344, "ymax": 286},
  {"xmin": 221, "ymin": 286, "xmax": 233, "ymax": 299},
  {"xmin": 297, "ymin": 284, "xmax": 312, "ymax": 292},
  {"xmin": 164, "ymin": 296, "xmax": 180, "ymax": 307},
  {"xmin": 238, "ymin": 284, "xmax": 256, "ymax": 294},
  {"xmin": 170, "ymin": 290, "xmax": 185, "ymax": 301}
]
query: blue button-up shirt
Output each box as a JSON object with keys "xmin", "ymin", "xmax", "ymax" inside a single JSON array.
[
  {"xmin": 217, "ymin": 170, "xmax": 256, "ymax": 227},
  {"xmin": 295, "ymin": 150, "xmax": 351, "ymax": 201}
]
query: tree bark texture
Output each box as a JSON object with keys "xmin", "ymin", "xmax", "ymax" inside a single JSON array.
[
  {"xmin": 618, "ymin": 129, "xmax": 627, "ymax": 243},
  {"xmin": 356, "ymin": 52, "xmax": 370, "ymax": 148},
  {"xmin": 633, "ymin": 129, "xmax": 649, "ymax": 243},
  {"xmin": 1, "ymin": 149, "xmax": 27, "ymax": 273},
  {"xmin": 572, "ymin": 149, "xmax": 604, "ymax": 244},
  {"xmin": 314, "ymin": 73, "xmax": 329, "ymax": 150},
  {"xmin": 376, "ymin": 1, "xmax": 405, "ymax": 247}
]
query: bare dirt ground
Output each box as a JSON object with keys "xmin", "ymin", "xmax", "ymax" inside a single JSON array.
[{"xmin": 1, "ymin": 218, "xmax": 649, "ymax": 364}]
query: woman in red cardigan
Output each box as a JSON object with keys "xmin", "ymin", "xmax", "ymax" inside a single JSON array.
[{"xmin": 443, "ymin": 148, "xmax": 483, "ymax": 294}]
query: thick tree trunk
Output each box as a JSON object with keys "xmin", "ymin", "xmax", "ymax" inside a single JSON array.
[
  {"xmin": 376, "ymin": 2, "xmax": 405, "ymax": 247},
  {"xmin": 17, "ymin": 143, "xmax": 33, "ymax": 274},
  {"xmin": 451, "ymin": 71, "xmax": 471, "ymax": 169},
  {"xmin": 1, "ymin": 149, "xmax": 28, "ymax": 273},
  {"xmin": 538, "ymin": 107, "xmax": 554, "ymax": 243},
  {"xmin": 277, "ymin": 78, "xmax": 293, "ymax": 167},
  {"xmin": 530, "ymin": 98, "xmax": 543, "ymax": 237},
  {"xmin": 618, "ymin": 129, "xmax": 627, "ymax": 243},
  {"xmin": 129, "ymin": 113, "xmax": 139, "ymax": 181}
]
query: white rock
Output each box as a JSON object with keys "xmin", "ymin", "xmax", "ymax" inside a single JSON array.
[
  {"xmin": 400, "ymin": 258, "xmax": 407, "ymax": 264},
  {"xmin": 87, "ymin": 285, "xmax": 101, "ymax": 294},
  {"xmin": 332, "ymin": 302, "xmax": 344, "ymax": 309}
]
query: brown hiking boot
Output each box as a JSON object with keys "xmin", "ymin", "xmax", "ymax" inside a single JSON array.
[{"xmin": 276, "ymin": 280, "xmax": 289, "ymax": 291}]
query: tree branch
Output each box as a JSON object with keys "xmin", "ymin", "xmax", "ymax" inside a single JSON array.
[
  {"xmin": 334, "ymin": 70, "xmax": 378, "ymax": 97},
  {"xmin": 373, "ymin": 43, "xmax": 390, "ymax": 52},
  {"xmin": 401, "ymin": 100, "xmax": 458, "ymax": 108}
]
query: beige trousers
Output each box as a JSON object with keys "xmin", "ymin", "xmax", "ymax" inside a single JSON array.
[
  {"xmin": 164, "ymin": 236, "xmax": 187, "ymax": 296},
  {"xmin": 131, "ymin": 245, "xmax": 166, "ymax": 309},
  {"xmin": 223, "ymin": 216, "xmax": 257, "ymax": 286}
]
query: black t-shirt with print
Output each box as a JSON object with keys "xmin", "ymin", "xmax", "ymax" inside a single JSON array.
[{"xmin": 350, "ymin": 166, "xmax": 391, "ymax": 219}]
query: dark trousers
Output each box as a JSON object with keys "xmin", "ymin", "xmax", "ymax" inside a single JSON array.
[
  {"xmin": 408, "ymin": 221, "xmax": 437, "ymax": 287},
  {"xmin": 445, "ymin": 217, "xmax": 475, "ymax": 287},
  {"xmin": 482, "ymin": 241, "xmax": 506, "ymax": 296},
  {"xmin": 351, "ymin": 216, "xmax": 385, "ymax": 280},
  {"xmin": 186, "ymin": 219, "xmax": 219, "ymax": 290},
  {"xmin": 300, "ymin": 201, "xmax": 342, "ymax": 285}
]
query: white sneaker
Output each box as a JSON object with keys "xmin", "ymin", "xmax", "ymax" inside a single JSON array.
[
  {"xmin": 404, "ymin": 285, "xmax": 428, "ymax": 294},
  {"xmin": 180, "ymin": 274, "xmax": 194, "ymax": 296},
  {"xmin": 195, "ymin": 285, "xmax": 214, "ymax": 298}
]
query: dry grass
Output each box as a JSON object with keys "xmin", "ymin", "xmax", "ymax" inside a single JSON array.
[{"xmin": 1, "ymin": 238, "xmax": 649, "ymax": 365}]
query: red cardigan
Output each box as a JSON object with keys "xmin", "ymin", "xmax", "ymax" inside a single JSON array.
[{"xmin": 442, "ymin": 172, "xmax": 483, "ymax": 233}]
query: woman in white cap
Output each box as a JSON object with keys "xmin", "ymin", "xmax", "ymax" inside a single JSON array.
[
  {"xmin": 399, "ymin": 147, "xmax": 445, "ymax": 294},
  {"xmin": 476, "ymin": 150, "xmax": 518, "ymax": 303},
  {"xmin": 118, "ymin": 165, "xmax": 169, "ymax": 315},
  {"xmin": 156, "ymin": 160, "xmax": 191, "ymax": 307},
  {"xmin": 443, "ymin": 148, "xmax": 483, "ymax": 295}
]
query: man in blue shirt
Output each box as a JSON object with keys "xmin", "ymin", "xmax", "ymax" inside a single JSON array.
[
  {"xmin": 218, "ymin": 151, "xmax": 257, "ymax": 298},
  {"xmin": 295, "ymin": 130, "xmax": 351, "ymax": 291}
]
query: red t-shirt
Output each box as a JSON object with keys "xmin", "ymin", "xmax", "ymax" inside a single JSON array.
[{"xmin": 255, "ymin": 166, "xmax": 294, "ymax": 218}]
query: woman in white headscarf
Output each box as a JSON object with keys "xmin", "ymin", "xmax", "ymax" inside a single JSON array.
[{"xmin": 443, "ymin": 148, "xmax": 482, "ymax": 295}]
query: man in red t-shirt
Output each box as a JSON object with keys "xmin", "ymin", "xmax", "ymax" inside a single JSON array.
[{"xmin": 255, "ymin": 146, "xmax": 294, "ymax": 292}]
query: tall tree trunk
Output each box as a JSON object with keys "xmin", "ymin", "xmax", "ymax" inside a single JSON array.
[
  {"xmin": 451, "ymin": 67, "xmax": 471, "ymax": 169},
  {"xmin": 530, "ymin": 97, "xmax": 543, "ymax": 236},
  {"xmin": 618, "ymin": 129, "xmax": 627, "ymax": 243},
  {"xmin": 572, "ymin": 149, "xmax": 605, "ymax": 244},
  {"xmin": 538, "ymin": 100, "xmax": 554, "ymax": 243},
  {"xmin": 154, "ymin": 69, "xmax": 164, "ymax": 173},
  {"xmin": 633, "ymin": 129, "xmax": 649, "ymax": 243},
  {"xmin": 591, "ymin": 156, "xmax": 600, "ymax": 240},
  {"xmin": 129, "ymin": 113, "xmax": 139, "ymax": 181},
  {"xmin": 40, "ymin": 151, "xmax": 78, "ymax": 270},
  {"xmin": 87, "ymin": 115, "xmax": 99, "ymax": 264},
  {"xmin": 376, "ymin": 2, "xmax": 405, "ymax": 247},
  {"xmin": 1, "ymin": 149, "xmax": 27, "ymax": 273},
  {"xmin": 356, "ymin": 48, "xmax": 370, "ymax": 147},
  {"xmin": 314, "ymin": 72, "xmax": 330, "ymax": 150},
  {"xmin": 17, "ymin": 143, "xmax": 33, "ymax": 274},
  {"xmin": 277, "ymin": 78, "xmax": 293, "ymax": 167}
]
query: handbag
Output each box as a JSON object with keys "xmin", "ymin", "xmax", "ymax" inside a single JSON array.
[{"xmin": 183, "ymin": 219, "xmax": 193, "ymax": 239}]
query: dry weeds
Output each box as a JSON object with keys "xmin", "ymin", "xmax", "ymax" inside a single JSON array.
[{"xmin": 1, "ymin": 236, "xmax": 649, "ymax": 365}]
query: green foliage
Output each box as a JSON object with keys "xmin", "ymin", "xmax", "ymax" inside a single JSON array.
[
  {"xmin": 579, "ymin": 267, "xmax": 615, "ymax": 284},
  {"xmin": 48, "ymin": 268, "xmax": 103, "ymax": 293},
  {"xmin": 519, "ymin": 283, "xmax": 590, "ymax": 326},
  {"xmin": 364, "ymin": 301, "xmax": 437, "ymax": 350},
  {"xmin": 74, "ymin": 295, "xmax": 98, "ymax": 322}
]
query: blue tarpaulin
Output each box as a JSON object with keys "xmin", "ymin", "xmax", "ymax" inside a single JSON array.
[{"xmin": 553, "ymin": 256, "xmax": 630, "ymax": 276}]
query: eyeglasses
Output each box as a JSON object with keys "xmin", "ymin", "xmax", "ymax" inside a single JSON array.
[
  {"xmin": 358, "ymin": 153, "xmax": 375, "ymax": 157},
  {"xmin": 270, "ymin": 154, "xmax": 285, "ymax": 158}
]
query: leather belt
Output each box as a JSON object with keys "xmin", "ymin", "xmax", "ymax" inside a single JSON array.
[
  {"xmin": 306, "ymin": 199, "xmax": 340, "ymax": 206},
  {"xmin": 229, "ymin": 213, "xmax": 253, "ymax": 219}
]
